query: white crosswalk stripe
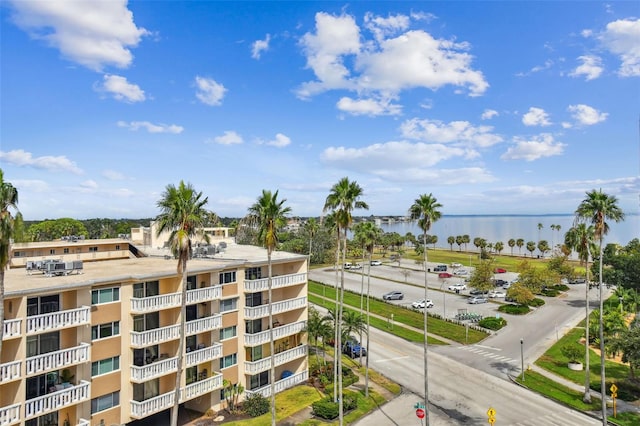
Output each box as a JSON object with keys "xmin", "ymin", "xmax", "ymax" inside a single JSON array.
[
  {"xmin": 458, "ymin": 345, "xmax": 517, "ymax": 364},
  {"xmin": 512, "ymin": 411, "xmax": 600, "ymax": 425}
]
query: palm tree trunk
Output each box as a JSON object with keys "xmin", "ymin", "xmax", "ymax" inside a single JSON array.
[
  {"xmin": 365, "ymin": 251, "xmax": 372, "ymax": 397},
  {"xmin": 598, "ymin": 241, "xmax": 606, "ymax": 425},
  {"xmin": 170, "ymin": 260, "xmax": 188, "ymax": 426},
  {"xmin": 0, "ymin": 269, "xmax": 5, "ymax": 355},
  {"xmin": 358, "ymin": 248, "xmax": 365, "ymax": 366},
  {"xmin": 269, "ymin": 252, "xmax": 276, "ymax": 426},
  {"xmin": 338, "ymin": 233, "xmax": 346, "ymax": 426},
  {"xmin": 422, "ymin": 236, "xmax": 430, "ymax": 424},
  {"xmin": 584, "ymin": 259, "xmax": 591, "ymax": 403},
  {"xmin": 333, "ymin": 235, "xmax": 340, "ymax": 403}
]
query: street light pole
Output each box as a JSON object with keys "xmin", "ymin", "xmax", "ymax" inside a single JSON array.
[{"xmin": 520, "ymin": 338, "xmax": 525, "ymax": 381}]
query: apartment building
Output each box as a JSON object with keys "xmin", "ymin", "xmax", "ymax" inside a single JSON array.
[{"xmin": 1, "ymin": 240, "xmax": 308, "ymax": 426}]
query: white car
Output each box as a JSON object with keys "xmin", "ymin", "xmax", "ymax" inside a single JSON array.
[
  {"xmin": 370, "ymin": 260, "xmax": 382, "ymax": 266},
  {"xmin": 488, "ymin": 290, "xmax": 506, "ymax": 298},
  {"xmin": 448, "ymin": 283, "xmax": 467, "ymax": 291},
  {"xmin": 412, "ymin": 299, "xmax": 434, "ymax": 309},
  {"xmin": 451, "ymin": 262, "xmax": 463, "ymax": 268},
  {"xmin": 453, "ymin": 269, "xmax": 469, "ymax": 276},
  {"xmin": 350, "ymin": 263, "xmax": 363, "ymax": 270}
]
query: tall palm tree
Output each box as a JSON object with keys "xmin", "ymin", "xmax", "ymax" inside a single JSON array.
[
  {"xmin": 320, "ymin": 210, "xmax": 340, "ymax": 398},
  {"xmin": 565, "ymin": 223, "xmax": 596, "ymax": 403},
  {"xmin": 575, "ymin": 189, "xmax": 625, "ymax": 424},
  {"xmin": 537, "ymin": 223, "xmax": 544, "ymax": 243},
  {"xmin": 0, "ymin": 170, "xmax": 18, "ymax": 353},
  {"xmin": 156, "ymin": 181, "xmax": 210, "ymax": 426},
  {"xmin": 516, "ymin": 238, "xmax": 524, "ymax": 255},
  {"xmin": 409, "ymin": 193, "xmax": 442, "ymax": 424},
  {"xmin": 304, "ymin": 217, "xmax": 319, "ymax": 265},
  {"xmin": 244, "ymin": 189, "xmax": 291, "ymax": 426},
  {"xmin": 323, "ymin": 177, "xmax": 368, "ymax": 426}
]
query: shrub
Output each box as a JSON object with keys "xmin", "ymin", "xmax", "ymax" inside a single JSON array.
[
  {"xmin": 498, "ymin": 304, "xmax": 530, "ymax": 315},
  {"xmin": 479, "ymin": 316, "xmax": 507, "ymax": 330},
  {"xmin": 527, "ymin": 298, "xmax": 545, "ymax": 307},
  {"xmin": 243, "ymin": 393, "xmax": 269, "ymax": 417},
  {"xmin": 560, "ymin": 344, "xmax": 583, "ymax": 363},
  {"xmin": 552, "ymin": 284, "xmax": 570, "ymax": 292},
  {"xmin": 541, "ymin": 288, "xmax": 559, "ymax": 297},
  {"xmin": 311, "ymin": 394, "xmax": 358, "ymax": 420}
]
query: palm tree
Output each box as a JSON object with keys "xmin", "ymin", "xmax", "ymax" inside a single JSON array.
[
  {"xmin": 341, "ymin": 310, "xmax": 366, "ymax": 349},
  {"xmin": 245, "ymin": 189, "xmax": 291, "ymax": 426},
  {"xmin": 447, "ymin": 236, "xmax": 455, "ymax": 250},
  {"xmin": 565, "ymin": 223, "xmax": 596, "ymax": 403},
  {"xmin": 462, "ymin": 234, "xmax": 470, "ymax": 251},
  {"xmin": 508, "ymin": 239, "xmax": 515, "ymax": 255},
  {"xmin": 516, "ymin": 238, "xmax": 524, "ymax": 255},
  {"xmin": 304, "ymin": 217, "xmax": 320, "ymax": 265},
  {"xmin": 0, "ymin": 170, "xmax": 18, "ymax": 353},
  {"xmin": 307, "ymin": 307, "xmax": 332, "ymax": 366},
  {"xmin": 575, "ymin": 189, "xmax": 625, "ymax": 424},
  {"xmin": 409, "ymin": 193, "xmax": 442, "ymax": 425},
  {"xmin": 323, "ymin": 177, "xmax": 368, "ymax": 426},
  {"xmin": 537, "ymin": 223, "xmax": 544, "ymax": 243},
  {"xmin": 156, "ymin": 181, "xmax": 210, "ymax": 426}
]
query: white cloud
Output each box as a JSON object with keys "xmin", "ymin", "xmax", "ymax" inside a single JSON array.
[
  {"xmin": 400, "ymin": 118, "xmax": 503, "ymax": 148},
  {"xmin": 102, "ymin": 170, "xmax": 125, "ymax": 180},
  {"xmin": 516, "ymin": 60, "xmax": 554, "ymax": 77},
  {"xmin": 251, "ymin": 34, "xmax": 271, "ymax": 59},
  {"xmin": 7, "ymin": 0, "xmax": 148, "ymax": 71},
  {"xmin": 0, "ymin": 149, "xmax": 82, "ymax": 174},
  {"xmin": 98, "ymin": 74, "xmax": 145, "ymax": 102},
  {"xmin": 117, "ymin": 120, "xmax": 183, "ymax": 133},
  {"xmin": 80, "ymin": 180, "xmax": 98, "ymax": 190},
  {"xmin": 297, "ymin": 12, "xmax": 488, "ymax": 102},
  {"xmin": 195, "ymin": 76, "xmax": 227, "ymax": 106},
  {"xmin": 212, "ymin": 131, "xmax": 243, "ymax": 145},
  {"xmin": 567, "ymin": 104, "xmax": 608, "ymax": 126},
  {"xmin": 597, "ymin": 18, "xmax": 640, "ymax": 77},
  {"xmin": 336, "ymin": 96, "xmax": 402, "ymax": 116},
  {"xmin": 522, "ymin": 107, "xmax": 551, "ymax": 126},
  {"xmin": 11, "ymin": 179, "xmax": 49, "ymax": 192},
  {"xmin": 481, "ymin": 109, "xmax": 498, "ymax": 120},
  {"xmin": 266, "ymin": 133, "xmax": 291, "ymax": 148},
  {"xmin": 501, "ymin": 134, "xmax": 566, "ymax": 161},
  {"xmin": 569, "ymin": 55, "xmax": 604, "ymax": 80}
]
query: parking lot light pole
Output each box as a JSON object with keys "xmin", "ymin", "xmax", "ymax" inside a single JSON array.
[{"xmin": 520, "ymin": 338, "xmax": 525, "ymax": 381}]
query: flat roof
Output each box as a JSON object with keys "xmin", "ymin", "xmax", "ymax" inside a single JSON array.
[
  {"xmin": 5, "ymin": 243, "xmax": 307, "ymax": 296},
  {"xmin": 11, "ymin": 238, "xmax": 129, "ymax": 250}
]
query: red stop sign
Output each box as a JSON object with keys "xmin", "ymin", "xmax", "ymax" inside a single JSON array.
[{"xmin": 416, "ymin": 408, "xmax": 425, "ymax": 419}]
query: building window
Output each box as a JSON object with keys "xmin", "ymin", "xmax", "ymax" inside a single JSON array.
[
  {"xmin": 219, "ymin": 271, "xmax": 236, "ymax": 284},
  {"xmin": 187, "ymin": 275, "xmax": 197, "ymax": 290},
  {"xmin": 49, "ymin": 249, "xmax": 55, "ymax": 255},
  {"xmin": 133, "ymin": 379, "xmax": 159, "ymax": 402},
  {"xmin": 27, "ymin": 295, "xmax": 60, "ymax": 316},
  {"xmin": 92, "ymin": 321, "xmax": 120, "ymax": 340},
  {"xmin": 220, "ymin": 298, "xmax": 237, "ymax": 312},
  {"xmin": 13, "ymin": 251, "xmax": 24, "ymax": 257},
  {"xmin": 220, "ymin": 353, "xmax": 237, "ymax": 369},
  {"xmin": 249, "ymin": 371, "xmax": 269, "ymax": 390},
  {"xmin": 220, "ymin": 325, "xmax": 237, "ymax": 340},
  {"xmin": 89, "ymin": 246, "xmax": 98, "ymax": 252},
  {"xmin": 91, "ymin": 391, "xmax": 120, "ymax": 414},
  {"xmin": 91, "ymin": 287, "xmax": 120, "ymax": 304},
  {"xmin": 133, "ymin": 313, "xmax": 159, "ymax": 332},
  {"xmin": 92, "ymin": 356, "xmax": 120, "ymax": 376},
  {"xmin": 245, "ymin": 267, "xmax": 262, "ymax": 280},
  {"xmin": 115, "ymin": 244, "xmax": 120, "ymax": 250},
  {"xmin": 63, "ymin": 248, "xmax": 69, "ymax": 254},
  {"xmin": 25, "ymin": 412, "xmax": 57, "ymax": 426},
  {"xmin": 133, "ymin": 281, "xmax": 159, "ymax": 298},
  {"xmin": 27, "ymin": 332, "xmax": 60, "ymax": 357}
]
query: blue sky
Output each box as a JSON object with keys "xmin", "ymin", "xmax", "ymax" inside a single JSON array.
[{"xmin": 1, "ymin": 1, "xmax": 639, "ymax": 220}]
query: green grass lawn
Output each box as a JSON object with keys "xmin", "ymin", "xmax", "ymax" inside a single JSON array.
[{"xmin": 515, "ymin": 370, "xmax": 601, "ymax": 412}]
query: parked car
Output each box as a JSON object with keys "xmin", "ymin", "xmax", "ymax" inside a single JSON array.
[
  {"xmin": 468, "ymin": 295, "xmax": 488, "ymax": 304},
  {"xmin": 494, "ymin": 268, "xmax": 507, "ymax": 273},
  {"xmin": 438, "ymin": 272, "xmax": 453, "ymax": 278},
  {"xmin": 451, "ymin": 262, "xmax": 463, "ymax": 268},
  {"xmin": 343, "ymin": 339, "xmax": 367, "ymax": 358},
  {"xmin": 370, "ymin": 260, "xmax": 382, "ymax": 266},
  {"xmin": 469, "ymin": 288, "xmax": 485, "ymax": 296},
  {"xmin": 412, "ymin": 299, "xmax": 434, "ymax": 309},
  {"xmin": 350, "ymin": 263, "xmax": 363, "ymax": 270},
  {"xmin": 488, "ymin": 289, "xmax": 506, "ymax": 298},
  {"xmin": 569, "ymin": 278, "xmax": 587, "ymax": 284},
  {"xmin": 502, "ymin": 282, "xmax": 512, "ymax": 289},
  {"xmin": 448, "ymin": 283, "xmax": 467, "ymax": 291},
  {"xmin": 453, "ymin": 269, "xmax": 469, "ymax": 276},
  {"xmin": 343, "ymin": 262, "xmax": 353, "ymax": 270},
  {"xmin": 494, "ymin": 279, "xmax": 508, "ymax": 287},
  {"xmin": 383, "ymin": 291, "xmax": 404, "ymax": 300},
  {"xmin": 434, "ymin": 264, "xmax": 448, "ymax": 272}
]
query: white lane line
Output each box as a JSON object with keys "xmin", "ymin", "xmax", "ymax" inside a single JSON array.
[
  {"xmin": 375, "ymin": 356, "xmax": 411, "ymax": 363},
  {"xmin": 474, "ymin": 344, "xmax": 502, "ymax": 351}
]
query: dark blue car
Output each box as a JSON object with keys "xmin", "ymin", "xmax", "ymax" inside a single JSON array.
[{"xmin": 343, "ymin": 339, "xmax": 367, "ymax": 358}]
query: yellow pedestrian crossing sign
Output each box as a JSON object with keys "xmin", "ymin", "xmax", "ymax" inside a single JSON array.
[
  {"xmin": 487, "ymin": 407, "xmax": 496, "ymax": 417},
  {"xmin": 610, "ymin": 384, "xmax": 618, "ymax": 394}
]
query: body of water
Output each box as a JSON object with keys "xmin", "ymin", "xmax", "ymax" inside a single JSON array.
[{"xmin": 377, "ymin": 214, "xmax": 639, "ymax": 251}]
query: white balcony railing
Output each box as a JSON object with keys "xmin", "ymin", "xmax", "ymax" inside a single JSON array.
[
  {"xmin": 0, "ymin": 403, "xmax": 20, "ymax": 426},
  {"xmin": 244, "ymin": 345, "xmax": 308, "ymax": 375},
  {"xmin": 0, "ymin": 360, "xmax": 21, "ymax": 383},
  {"xmin": 244, "ymin": 320, "xmax": 306, "ymax": 347},
  {"xmin": 26, "ymin": 343, "xmax": 90, "ymax": 376},
  {"xmin": 186, "ymin": 343, "xmax": 223, "ymax": 367},
  {"xmin": 245, "ymin": 370, "xmax": 308, "ymax": 398},
  {"xmin": 181, "ymin": 374, "xmax": 223, "ymax": 401},
  {"xmin": 130, "ymin": 374, "xmax": 224, "ymax": 418},
  {"xmin": 77, "ymin": 419, "xmax": 90, "ymax": 426},
  {"xmin": 186, "ymin": 285, "xmax": 222, "ymax": 304},
  {"xmin": 2, "ymin": 319, "xmax": 21, "ymax": 340},
  {"xmin": 185, "ymin": 314, "xmax": 222, "ymax": 335},
  {"xmin": 244, "ymin": 273, "xmax": 307, "ymax": 292},
  {"xmin": 130, "ymin": 324, "xmax": 181, "ymax": 348},
  {"xmin": 131, "ymin": 292, "xmax": 181, "ymax": 313},
  {"xmin": 244, "ymin": 296, "xmax": 307, "ymax": 319},
  {"xmin": 24, "ymin": 381, "xmax": 90, "ymax": 420},
  {"xmin": 26, "ymin": 306, "xmax": 90, "ymax": 335},
  {"xmin": 130, "ymin": 357, "xmax": 178, "ymax": 383}
]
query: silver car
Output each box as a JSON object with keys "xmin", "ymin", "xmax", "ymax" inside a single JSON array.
[
  {"xmin": 468, "ymin": 295, "xmax": 488, "ymax": 304},
  {"xmin": 383, "ymin": 291, "xmax": 404, "ymax": 300}
]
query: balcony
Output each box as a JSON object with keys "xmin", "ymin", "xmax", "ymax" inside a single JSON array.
[
  {"xmin": 245, "ymin": 370, "xmax": 309, "ymax": 398},
  {"xmin": 0, "ymin": 403, "xmax": 20, "ymax": 426},
  {"xmin": 244, "ymin": 273, "xmax": 307, "ymax": 292},
  {"xmin": 130, "ymin": 374, "xmax": 224, "ymax": 419},
  {"xmin": 185, "ymin": 314, "xmax": 222, "ymax": 335},
  {"xmin": 77, "ymin": 419, "xmax": 90, "ymax": 426},
  {"xmin": 2, "ymin": 319, "xmax": 21, "ymax": 340},
  {"xmin": 244, "ymin": 296, "xmax": 307, "ymax": 320},
  {"xmin": 130, "ymin": 356, "xmax": 178, "ymax": 383},
  {"xmin": 244, "ymin": 344, "xmax": 308, "ymax": 375},
  {"xmin": 186, "ymin": 343, "xmax": 223, "ymax": 367},
  {"xmin": 0, "ymin": 360, "xmax": 21, "ymax": 383},
  {"xmin": 24, "ymin": 380, "xmax": 90, "ymax": 420},
  {"xmin": 186, "ymin": 285, "xmax": 221, "ymax": 304},
  {"xmin": 131, "ymin": 324, "xmax": 180, "ymax": 348},
  {"xmin": 131, "ymin": 292, "xmax": 181, "ymax": 313},
  {"xmin": 244, "ymin": 320, "xmax": 306, "ymax": 347},
  {"xmin": 26, "ymin": 343, "xmax": 90, "ymax": 376},
  {"xmin": 26, "ymin": 306, "xmax": 90, "ymax": 335}
]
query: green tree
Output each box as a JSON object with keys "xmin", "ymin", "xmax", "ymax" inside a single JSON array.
[
  {"xmin": 575, "ymin": 188, "xmax": 625, "ymax": 422},
  {"xmin": 456, "ymin": 235, "xmax": 464, "ymax": 251},
  {"xmin": 409, "ymin": 193, "xmax": 442, "ymax": 425},
  {"xmin": 508, "ymin": 239, "xmax": 516, "ymax": 255},
  {"xmin": 304, "ymin": 218, "xmax": 320, "ymax": 264},
  {"xmin": 462, "ymin": 234, "xmax": 470, "ymax": 251},
  {"xmin": 494, "ymin": 241, "xmax": 504, "ymax": 255},
  {"xmin": 447, "ymin": 236, "xmax": 455, "ymax": 250},
  {"xmin": 537, "ymin": 223, "xmax": 543, "ymax": 242},
  {"xmin": 506, "ymin": 282, "xmax": 535, "ymax": 306},
  {"xmin": 537, "ymin": 240, "xmax": 550, "ymax": 257},
  {"xmin": 155, "ymin": 181, "xmax": 211, "ymax": 426},
  {"xmin": 609, "ymin": 321, "xmax": 640, "ymax": 379},
  {"xmin": 323, "ymin": 177, "xmax": 368, "ymax": 425},
  {"xmin": 516, "ymin": 238, "xmax": 524, "ymax": 255},
  {"xmin": 0, "ymin": 170, "xmax": 18, "ymax": 352},
  {"xmin": 526, "ymin": 241, "xmax": 536, "ymax": 257},
  {"xmin": 306, "ymin": 307, "xmax": 333, "ymax": 366},
  {"xmin": 245, "ymin": 189, "xmax": 291, "ymax": 426},
  {"xmin": 469, "ymin": 259, "xmax": 495, "ymax": 294}
]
